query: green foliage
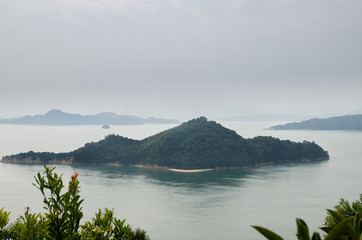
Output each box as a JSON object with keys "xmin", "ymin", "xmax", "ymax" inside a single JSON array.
[
  {"xmin": 81, "ymin": 208, "xmax": 150, "ymax": 240},
  {"xmin": 253, "ymin": 197, "xmax": 362, "ymax": 240},
  {"xmin": 248, "ymin": 137, "xmax": 328, "ymax": 163},
  {"xmin": 10, "ymin": 207, "xmax": 48, "ymax": 240},
  {"xmin": 253, "ymin": 217, "xmax": 322, "ymax": 240},
  {"xmin": 1, "ymin": 165, "xmax": 150, "ymax": 240},
  {"xmin": 324, "ymin": 195, "xmax": 362, "ymax": 230},
  {"xmin": 131, "ymin": 228, "xmax": 150, "ymax": 240},
  {"xmin": 322, "ymin": 210, "xmax": 362, "ymax": 240},
  {"xmin": 81, "ymin": 208, "xmax": 134, "ymax": 239},
  {"xmin": 252, "ymin": 226, "xmax": 284, "ymax": 240},
  {"xmin": 6, "ymin": 117, "xmax": 329, "ymax": 169},
  {"xmin": 33, "ymin": 165, "xmax": 83, "ymax": 239},
  {"xmin": 134, "ymin": 117, "xmax": 261, "ymax": 169},
  {"xmin": 72, "ymin": 135, "xmax": 139, "ymax": 165},
  {"xmin": 0, "ymin": 207, "xmax": 11, "ymax": 239}
]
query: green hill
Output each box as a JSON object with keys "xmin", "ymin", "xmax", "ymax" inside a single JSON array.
[
  {"xmin": 133, "ymin": 117, "xmax": 263, "ymax": 169},
  {"xmin": 1, "ymin": 117, "xmax": 329, "ymax": 169},
  {"xmin": 269, "ymin": 114, "xmax": 362, "ymax": 130}
]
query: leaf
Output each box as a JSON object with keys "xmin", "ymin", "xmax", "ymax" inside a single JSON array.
[
  {"xmin": 311, "ymin": 232, "xmax": 322, "ymax": 240},
  {"xmin": 320, "ymin": 226, "xmax": 331, "ymax": 234},
  {"xmin": 325, "ymin": 218, "xmax": 351, "ymax": 240},
  {"xmin": 296, "ymin": 218, "xmax": 310, "ymax": 240},
  {"xmin": 354, "ymin": 213, "xmax": 362, "ymax": 237},
  {"xmin": 252, "ymin": 226, "xmax": 284, "ymax": 240},
  {"xmin": 326, "ymin": 209, "xmax": 345, "ymax": 223}
]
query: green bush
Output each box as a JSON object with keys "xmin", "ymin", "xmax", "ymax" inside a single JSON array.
[
  {"xmin": 10, "ymin": 207, "xmax": 48, "ymax": 240},
  {"xmin": 0, "ymin": 165, "xmax": 150, "ymax": 240},
  {"xmin": 0, "ymin": 207, "xmax": 11, "ymax": 239},
  {"xmin": 253, "ymin": 195, "xmax": 362, "ymax": 240},
  {"xmin": 324, "ymin": 194, "xmax": 362, "ymax": 230}
]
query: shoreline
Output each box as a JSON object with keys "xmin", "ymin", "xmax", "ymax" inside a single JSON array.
[
  {"xmin": 1, "ymin": 158, "xmax": 329, "ymax": 171},
  {"xmin": 168, "ymin": 168, "xmax": 213, "ymax": 173},
  {"xmin": 132, "ymin": 164, "xmax": 213, "ymax": 172}
]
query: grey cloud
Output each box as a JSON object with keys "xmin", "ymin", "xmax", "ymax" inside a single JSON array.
[{"xmin": 0, "ymin": 0, "xmax": 361, "ymax": 118}]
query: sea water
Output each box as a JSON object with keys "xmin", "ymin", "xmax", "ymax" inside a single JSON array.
[{"xmin": 1, "ymin": 121, "xmax": 362, "ymax": 240}]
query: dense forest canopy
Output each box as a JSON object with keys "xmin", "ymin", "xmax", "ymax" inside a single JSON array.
[{"xmin": 1, "ymin": 117, "xmax": 329, "ymax": 169}]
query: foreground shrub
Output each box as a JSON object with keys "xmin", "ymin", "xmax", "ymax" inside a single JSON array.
[
  {"xmin": 1, "ymin": 165, "xmax": 150, "ymax": 240},
  {"xmin": 324, "ymin": 194, "xmax": 362, "ymax": 231},
  {"xmin": 253, "ymin": 196, "xmax": 362, "ymax": 240}
]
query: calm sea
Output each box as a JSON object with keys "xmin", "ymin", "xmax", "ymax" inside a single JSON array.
[{"xmin": 1, "ymin": 121, "xmax": 362, "ymax": 240}]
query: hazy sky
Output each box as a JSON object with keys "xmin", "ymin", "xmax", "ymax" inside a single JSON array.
[{"xmin": 1, "ymin": 0, "xmax": 361, "ymax": 119}]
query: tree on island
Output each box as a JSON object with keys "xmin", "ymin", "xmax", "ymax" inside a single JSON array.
[{"xmin": 1, "ymin": 117, "xmax": 329, "ymax": 169}]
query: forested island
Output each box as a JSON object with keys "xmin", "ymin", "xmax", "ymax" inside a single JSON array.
[
  {"xmin": 0, "ymin": 109, "xmax": 179, "ymax": 125},
  {"xmin": 268, "ymin": 114, "xmax": 362, "ymax": 131},
  {"xmin": 1, "ymin": 117, "xmax": 329, "ymax": 169}
]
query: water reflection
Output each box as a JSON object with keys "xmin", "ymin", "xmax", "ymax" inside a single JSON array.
[{"xmin": 73, "ymin": 160, "xmax": 328, "ymax": 189}]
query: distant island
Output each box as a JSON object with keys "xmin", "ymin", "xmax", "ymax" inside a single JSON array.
[
  {"xmin": 268, "ymin": 114, "xmax": 362, "ymax": 131},
  {"xmin": 216, "ymin": 114, "xmax": 312, "ymax": 122},
  {"xmin": 1, "ymin": 117, "xmax": 329, "ymax": 170},
  {"xmin": 0, "ymin": 110, "xmax": 180, "ymax": 126},
  {"xmin": 101, "ymin": 124, "xmax": 111, "ymax": 129}
]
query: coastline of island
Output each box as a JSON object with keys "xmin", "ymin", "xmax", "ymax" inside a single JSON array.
[
  {"xmin": 132, "ymin": 164, "xmax": 213, "ymax": 172},
  {"xmin": 268, "ymin": 114, "xmax": 362, "ymax": 131},
  {"xmin": 1, "ymin": 117, "xmax": 329, "ymax": 170},
  {"xmin": 168, "ymin": 168, "xmax": 213, "ymax": 172}
]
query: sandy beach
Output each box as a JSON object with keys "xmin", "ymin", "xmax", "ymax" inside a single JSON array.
[
  {"xmin": 133, "ymin": 164, "xmax": 213, "ymax": 172},
  {"xmin": 168, "ymin": 168, "xmax": 213, "ymax": 172}
]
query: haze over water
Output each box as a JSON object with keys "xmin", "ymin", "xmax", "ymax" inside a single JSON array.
[
  {"xmin": 1, "ymin": 1, "xmax": 362, "ymax": 119},
  {"xmin": 1, "ymin": 121, "xmax": 362, "ymax": 239},
  {"xmin": 2, "ymin": 1, "xmax": 361, "ymax": 238}
]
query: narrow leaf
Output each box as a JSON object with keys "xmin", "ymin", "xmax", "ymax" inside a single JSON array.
[
  {"xmin": 252, "ymin": 226, "xmax": 284, "ymax": 240},
  {"xmin": 325, "ymin": 218, "xmax": 351, "ymax": 240},
  {"xmin": 311, "ymin": 232, "xmax": 322, "ymax": 240},
  {"xmin": 326, "ymin": 209, "xmax": 344, "ymax": 223},
  {"xmin": 296, "ymin": 218, "xmax": 310, "ymax": 240}
]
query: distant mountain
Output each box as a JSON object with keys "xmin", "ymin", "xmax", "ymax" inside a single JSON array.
[
  {"xmin": 268, "ymin": 114, "xmax": 362, "ymax": 131},
  {"xmin": 216, "ymin": 114, "xmax": 312, "ymax": 122},
  {"xmin": 2, "ymin": 117, "xmax": 329, "ymax": 169},
  {"xmin": 0, "ymin": 110, "xmax": 180, "ymax": 125}
]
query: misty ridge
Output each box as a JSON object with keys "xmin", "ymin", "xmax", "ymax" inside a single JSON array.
[
  {"xmin": 0, "ymin": 109, "xmax": 180, "ymax": 126},
  {"xmin": 1, "ymin": 110, "xmax": 361, "ymax": 131},
  {"xmin": 268, "ymin": 114, "xmax": 362, "ymax": 131}
]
